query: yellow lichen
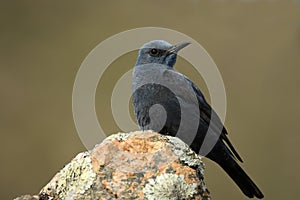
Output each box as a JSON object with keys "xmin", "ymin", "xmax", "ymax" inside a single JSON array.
[
  {"xmin": 55, "ymin": 152, "xmax": 96, "ymax": 199},
  {"xmin": 143, "ymin": 173, "xmax": 197, "ymax": 200}
]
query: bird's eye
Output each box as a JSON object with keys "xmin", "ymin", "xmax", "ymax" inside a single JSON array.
[{"xmin": 150, "ymin": 48, "xmax": 159, "ymax": 56}]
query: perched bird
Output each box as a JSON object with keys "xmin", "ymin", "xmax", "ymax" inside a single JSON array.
[{"xmin": 132, "ymin": 40, "xmax": 264, "ymax": 199}]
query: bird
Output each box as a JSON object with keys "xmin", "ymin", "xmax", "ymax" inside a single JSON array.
[{"xmin": 132, "ymin": 40, "xmax": 264, "ymax": 199}]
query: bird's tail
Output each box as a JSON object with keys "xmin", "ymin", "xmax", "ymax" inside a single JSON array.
[{"xmin": 215, "ymin": 155, "xmax": 264, "ymax": 199}]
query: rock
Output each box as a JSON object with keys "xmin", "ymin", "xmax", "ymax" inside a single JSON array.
[
  {"xmin": 15, "ymin": 131, "xmax": 210, "ymax": 200},
  {"xmin": 14, "ymin": 195, "xmax": 39, "ymax": 200}
]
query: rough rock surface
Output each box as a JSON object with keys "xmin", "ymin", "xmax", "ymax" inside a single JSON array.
[{"xmin": 15, "ymin": 131, "xmax": 210, "ymax": 200}]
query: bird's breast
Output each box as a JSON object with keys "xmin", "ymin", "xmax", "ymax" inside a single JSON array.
[{"xmin": 132, "ymin": 64, "xmax": 201, "ymax": 140}]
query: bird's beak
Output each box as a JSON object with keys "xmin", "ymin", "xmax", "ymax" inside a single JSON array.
[{"xmin": 168, "ymin": 42, "xmax": 191, "ymax": 54}]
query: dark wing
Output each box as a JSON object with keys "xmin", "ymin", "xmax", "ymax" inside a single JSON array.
[{"xmin": 188, "ymin": 79, "xmax": 243, "ymax": 162}]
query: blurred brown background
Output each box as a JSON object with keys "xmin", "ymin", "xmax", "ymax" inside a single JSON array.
[{"xmin": 1, "ymin": 0, "xmax": 300, "ymax": 199}]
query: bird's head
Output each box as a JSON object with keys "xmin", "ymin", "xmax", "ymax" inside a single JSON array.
[{"xmin": 135, "ymin": 40, "xmax": 190, "ymax": 68}]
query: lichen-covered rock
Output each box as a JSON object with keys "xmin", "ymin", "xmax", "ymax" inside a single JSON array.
[
  {"xmin": 16, "ymin": 131, "xmax": 210, "ymax": 200},
  {"xmin": 14, "ymin": 195, "xmax": 39, "ymax": 200},
  {"xmin": 39, "ymin": 152, "xmax": 97, "ymax": 199}
]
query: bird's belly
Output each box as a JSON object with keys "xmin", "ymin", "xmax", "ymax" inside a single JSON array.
[
  {"xmin": 132, "ymin": 83, "xmax": 181, "ymax": 134},
  {"xmin": 132, "ymin": 65, "xmax": 201, "ymax": 145},
  {"xmin": 132, "ymin": 82, "xmax": 200, "ymax": 142}
]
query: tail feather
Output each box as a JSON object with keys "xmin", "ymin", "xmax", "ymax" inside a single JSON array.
[
  {"xmin": 217, "ymin": 155, "xmax": 264, "ymax": 198},
  {"xmin": 207, "ymin": 141, "xmax": 264, "ymax": 199}
]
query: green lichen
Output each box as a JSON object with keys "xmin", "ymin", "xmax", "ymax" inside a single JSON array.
[
  {"xmin": 102, "ymin": 132, "xmax": 130, "ymax": 142},
  {"xmin": 143, "ymin": 173, "xmax": 197, "ymax": 200},
  {"xmin": 167, "ymin": 136, "xmax": 205, "ymax": 176},
  {"xmin": 55, "ymin": 152, "xmax": 96, "ymax": 199}
]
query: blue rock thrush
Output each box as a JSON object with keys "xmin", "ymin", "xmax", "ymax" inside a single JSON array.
[{"xmin": 132, "ymin": 40, "xmax": 263, "ymax": 198}]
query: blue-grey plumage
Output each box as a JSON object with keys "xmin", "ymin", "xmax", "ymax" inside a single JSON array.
[{"xmin": 132, "ymin": 40, "xmax": 263, "ymax": 199}]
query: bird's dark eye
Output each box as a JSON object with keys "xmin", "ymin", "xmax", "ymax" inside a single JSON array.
[{"xmin": 150, "ymin": 48, "xmax": 159, "ymax": 56}]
